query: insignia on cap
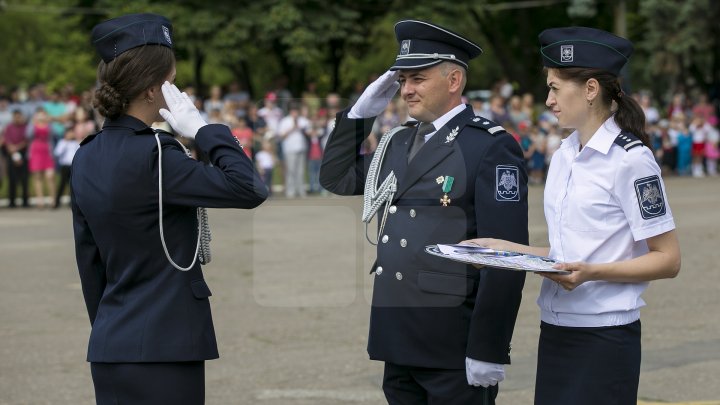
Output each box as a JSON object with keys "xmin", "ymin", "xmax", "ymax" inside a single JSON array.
[
  {"xmin": 634, "ymin": 175, "xmax": 666, "ymax": 219},
  {"xmin": 560, "ymin": 45, "xmax": 573, "ymax": 62},
  {"xmin": 163, "ymin": 26, "xmax": 172, "ymax": 44},
  {"xmin": 400, "ymin": 40, "xmax": 411, "ymax": 55},
  {"xmin": 496, "ymin": 165, "xmax": 519, "ymax": 202}
]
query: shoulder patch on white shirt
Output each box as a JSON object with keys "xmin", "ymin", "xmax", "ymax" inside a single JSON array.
[
  {"xmin": 496, "ymin": 165, "xmax": 520, "ymax": 201},
  {"xmin": 634, "ymin": 175, "xmax": 666, "ymax": 219}
]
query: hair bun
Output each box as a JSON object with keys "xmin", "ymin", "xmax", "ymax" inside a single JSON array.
[{"xmin": 93, "ymin": 82, "xmax": 127, "ymax": 119}]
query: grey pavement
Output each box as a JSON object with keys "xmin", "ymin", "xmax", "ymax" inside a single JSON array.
[{"xmin": 0, "ymin": 176, "xmax": 718, "ymax": 404}]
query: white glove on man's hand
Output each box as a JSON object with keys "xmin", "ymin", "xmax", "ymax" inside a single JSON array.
[
  {"xmin": 348, "ymin": 70, "xmax": 400, "ymax": 119},
  {"xmin": 465, "ymin": 357, "xmax": 505, "ymax": 388},
  {"xmin": 159, "ymin": 81, "xmax": 207, "ymax": 139}
]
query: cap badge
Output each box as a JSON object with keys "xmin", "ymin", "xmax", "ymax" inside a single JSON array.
[
  {"xmin": 400, "ymin": 40, "xmax": 411, "ymax": 55},
  {"xmin": 560, "ymin": 45, "xmax": 573, "ymax": 62},
  {"xmin": 162, "ymin": 26, "xmax": 172, "ymax": 44}
]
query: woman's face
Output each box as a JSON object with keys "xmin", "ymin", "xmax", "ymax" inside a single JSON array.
[{"xmin": 545, "ymin": 69, "xmax": 586, "ymax": 130}]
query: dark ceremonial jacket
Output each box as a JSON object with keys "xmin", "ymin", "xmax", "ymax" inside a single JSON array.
[
  {"xmin": 71, "ymin": 115, "xmax": 267, "ymax": 362},
  {"xmin": 320, "ymin": 105, "xmax": 528, "ymax": 369}
]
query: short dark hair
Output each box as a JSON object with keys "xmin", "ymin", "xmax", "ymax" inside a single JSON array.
[{"xmin": 93, "ymin": 45, "xmax": 175, "ymax": 119}]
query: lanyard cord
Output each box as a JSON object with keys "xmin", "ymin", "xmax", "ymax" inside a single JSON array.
[
  {"xmin": 361, "ymin": 125, "xmax": 404, "ymax": 245},
  {"xmin": 155, "ymin": 132, "xmax": 211, "ymax": 271}
]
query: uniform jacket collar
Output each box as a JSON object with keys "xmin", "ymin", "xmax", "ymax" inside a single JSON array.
[
  {"xmin": 102, "ymin": 114, "xmax": 155, "ymax": 134},
  {"xmin": 393, "ymin": 105, "xmax": 473, "ymax": 199}
]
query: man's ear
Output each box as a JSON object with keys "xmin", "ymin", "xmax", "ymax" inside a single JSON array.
[{"xmin": 448, "ymin": 69, "xmax": 463, "ymax": 94}]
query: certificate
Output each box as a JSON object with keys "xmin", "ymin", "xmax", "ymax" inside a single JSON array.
[{"xmin": 425, "ymin": 244, "xmax": 570, "ymax": 274}]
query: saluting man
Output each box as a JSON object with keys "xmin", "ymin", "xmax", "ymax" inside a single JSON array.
[{"xmin": 320, "ymin": 20, "xmax": 529, "ymax": 404}]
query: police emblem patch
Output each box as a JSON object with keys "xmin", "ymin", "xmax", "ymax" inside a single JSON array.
[
  {"xmin": 634, "ymin": 175, "xmax": 666, "ymax": 219},
  {"xmin": 560, "ymin": 45, "xmax": 573, "ymax": 62},
  {"xmin": 400, "ymin": 40, "xmax": 411, "ymax": 55},
  {"xmin": 496, "ymin": 165, "xmax": 520, "ymax": 201},
  {"xmin": 162, "ymin": 26, "xmax": 172, "ymax": 45}
]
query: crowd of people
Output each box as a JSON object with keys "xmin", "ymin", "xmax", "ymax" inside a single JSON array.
[{"xmin": 1, "ymin": 80, "xmax": 718, "ymax": 207}]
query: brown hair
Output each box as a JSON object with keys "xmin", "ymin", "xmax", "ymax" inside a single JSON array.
[
  {"xmin": 93, "ymin": 45, "xmax": 175, "ymax": 119},
  {"xmin": 548, "ymin": 67, "xmax": 650, "ymax": 148}
]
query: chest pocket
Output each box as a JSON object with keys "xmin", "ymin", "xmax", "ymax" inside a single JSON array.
[{"xmin": 562, "ymin": 184, "xmax": 611, "ymax": 232}]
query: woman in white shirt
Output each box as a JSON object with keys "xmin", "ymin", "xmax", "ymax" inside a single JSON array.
[{"xmin": 466, "ymin": 27, "xmax": 680, "ymax": 405}]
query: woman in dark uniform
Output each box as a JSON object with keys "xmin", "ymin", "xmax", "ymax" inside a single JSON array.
[{"xmin": 71, "ymin": 13, "xmax": 267, "ymax": 404}]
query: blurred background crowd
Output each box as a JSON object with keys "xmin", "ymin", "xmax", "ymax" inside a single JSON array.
[{"xmin": 1, "ymin": 77, "xmax": 718, "ymax": 207}]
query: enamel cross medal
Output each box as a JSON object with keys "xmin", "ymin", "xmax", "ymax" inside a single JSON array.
[{"xmin": 440, "ymin": 176, "xmax": 454, "ymax": 206}]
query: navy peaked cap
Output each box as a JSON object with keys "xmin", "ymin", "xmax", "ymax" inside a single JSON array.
[
  {"xmin": 390, "ymin": 20, "xmax": 483, "ymax": 71},
  {"xmin": 539, "ymin": 26, "xmax": 633, "ymax": 76},
  {"xmin": 92, "ymin": 13, "xmax": 173, "ymax": 63}
]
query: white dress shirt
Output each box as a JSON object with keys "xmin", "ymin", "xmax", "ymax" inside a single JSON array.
[{"xmin": 539, "ymin": 117, "xmax": 676, "ymax": 327}]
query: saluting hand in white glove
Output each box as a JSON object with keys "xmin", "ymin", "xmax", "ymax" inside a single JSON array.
[
  {"xmin": 159, "ymin": 81, "xmax": 207, "ymax": 139},
  {"xmin": 466, "ymin": 357, "xmax": 505, "ymax": 388},
  {"xmin": 348, "ymin": 70, "xmax": 400, "ymax": 119}
]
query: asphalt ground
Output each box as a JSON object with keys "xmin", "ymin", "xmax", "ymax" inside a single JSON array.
[{"xmin": 1, "ymin": 176, "xmax": 718, "ymax": 404}]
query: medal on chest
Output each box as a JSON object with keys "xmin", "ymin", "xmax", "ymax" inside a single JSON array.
[{"xmin": 438, "ymin": 176, "xmax": 454, "ymax": 206}]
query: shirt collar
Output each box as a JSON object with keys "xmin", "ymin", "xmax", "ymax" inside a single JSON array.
[
  {"xmin": 558, "ymin": 115, "xmax": 620, "ymax": 155},
  {"xmin": 430, "ymin": 103, "xmax": 467, "ymax": 132}
]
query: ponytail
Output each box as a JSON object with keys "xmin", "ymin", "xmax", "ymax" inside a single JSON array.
[
  {"xmin": 612, "ymin": 90, "xmax": 651, "ymax": 147},
  {"xmin": 550, "ymin": 67, "xmax": 651, "ymax": 148}
]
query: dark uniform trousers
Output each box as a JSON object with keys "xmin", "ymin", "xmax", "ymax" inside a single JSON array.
[
  {"xmin": 383, "ymin": 362, "xmax": 498, "ymax": 405},
  {"xmin": 320, "ymin": 106, "xmax": 528, "ymax": 405}
]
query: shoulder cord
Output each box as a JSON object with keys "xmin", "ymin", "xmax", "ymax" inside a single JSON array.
[
  {"xmin": 155, "ymin": 133, "xmax": 212, "ymax": 271},
  {"xmin": 361, "ymin": 126, "xmax": 405, "ymax": 245}
]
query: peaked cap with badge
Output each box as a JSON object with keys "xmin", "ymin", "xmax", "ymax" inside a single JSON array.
[
  {"xmin": 390, "ymin": 20, "xmax": 483, "ymax": 71},
  {"xmin": 538, "ymin": 26, "xmax": 633, "ymax": 76},
  {"xmin": 91, "ymin": 13, "xmax": 173, "ymax": 63}
]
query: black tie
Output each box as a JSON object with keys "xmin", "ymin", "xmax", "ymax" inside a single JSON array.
[{"xmin": 408, "ymin": 122, "xmax": 435, "ymax": 163}]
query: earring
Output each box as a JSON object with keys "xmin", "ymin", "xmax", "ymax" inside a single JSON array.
[{"xmin": 588, "ymin": 100, "xmax": 593, "ymax": 107}]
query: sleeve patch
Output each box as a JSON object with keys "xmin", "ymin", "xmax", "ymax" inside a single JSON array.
[
  {"xmin": 496, "ymin": 165, "xmax": 520, "ymax": 202},
  {"xmin": 634, "ymin": 175, "xmax": 666, "ymax": 219}
]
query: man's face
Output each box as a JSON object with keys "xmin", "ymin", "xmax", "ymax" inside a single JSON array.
[{"xmin": 398, "ymin": 64, "xmax": 451, "ymax": 123}]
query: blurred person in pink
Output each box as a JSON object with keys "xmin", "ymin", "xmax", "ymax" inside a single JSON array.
[
  {"xmin": 1, "ymin": 109, "xmax": 30, "ymax": 207},
  {"xmin": 27, "ymin": 108, "xmax": 56, "ymax": 208},
  {"xmin": 230, "ymin": 116, "xmax": 254, "ymax": 158},
  {"xmin": 692, "ymin": 93, "xmax": 717, "ymax": 126}
]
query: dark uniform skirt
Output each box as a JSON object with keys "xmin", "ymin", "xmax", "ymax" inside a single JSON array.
[
  {"xmin": 534, "ymin": 320, "xmax": 641, "ymax": 405},
  {"xmin": 91, "ymin": 361, "xmax": 205, "ymax": 405}
]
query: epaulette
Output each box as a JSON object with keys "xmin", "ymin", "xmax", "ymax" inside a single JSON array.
[
  {"xmin": 466, "ymin": 116, "xmax": 507, "ymax": 135},
  {"xmin": 614, "ymin": 131, "xmax": 644, "ymax": 151},
  {"xmin": 402, "ymin": 120, "xmax": 419, "ymax": 127}
]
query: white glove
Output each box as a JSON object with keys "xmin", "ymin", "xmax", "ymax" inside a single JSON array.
[
  {"xmin": 348, "ymin": 70, "xmax": 400, "ymax": 119},
  {"xmin": 159, "ymin": 81, "xmax": 207, "ymax": 139},
  {"xmin": 465, "ymin": 357, "xmax": 505, "ymax": 388}
]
